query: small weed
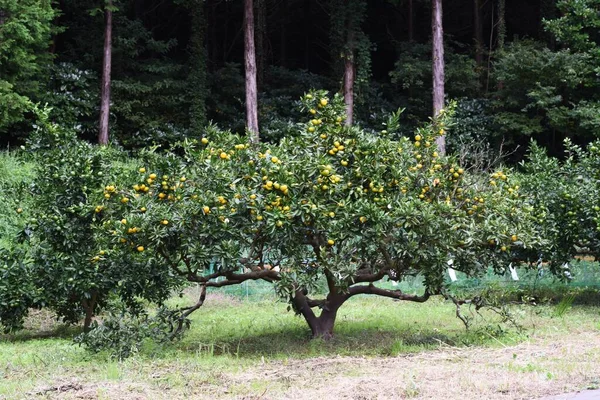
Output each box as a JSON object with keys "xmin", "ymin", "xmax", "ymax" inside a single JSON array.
[{"xmin": 553, "ymin": 294, "xmax": 576, "ymax": 317}]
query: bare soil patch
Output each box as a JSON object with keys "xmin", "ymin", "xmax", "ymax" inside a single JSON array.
[{"xmin": 228, "ymin": 328, "xmax": 600, "ymax": 400}]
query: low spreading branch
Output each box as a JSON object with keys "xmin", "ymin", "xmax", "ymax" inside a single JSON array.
[
  {"xmin": 201, "ymin": 268, "xmax": 281, "ymax": 286},
  {"xmin": 170, "ymin": 284, "xmax": 207, "ymax": 338},
  {"xmin": 347, "ymin": 284, "xmax": 431, "ymax": 302}
]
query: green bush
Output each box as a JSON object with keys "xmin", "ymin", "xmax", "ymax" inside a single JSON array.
[{"xmin": 519, "ymin": 139, "xmax": 600, "ymax": 270}]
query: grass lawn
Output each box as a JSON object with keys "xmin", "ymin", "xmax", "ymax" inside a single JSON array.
[{"xmin": 1, "ymin": 291, "xmax": 599, "ymax": 399}]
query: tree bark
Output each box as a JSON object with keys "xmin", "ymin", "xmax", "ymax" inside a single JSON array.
[
  {"xmin": 82, "ymin": 291, "xmax": 98, "ymax": 333},
  {"xmin": 98, "ymin": 0, "xmax": 113, "ymax": 146},
  {"xmin": 432, "ymin": 0, "xmax": 446, "ymax": 155},
  {"xmin": 343, "ymin": 58, "xmax": 355, "ymax": 126},
  {"xmin": 293, "ymin": 290, "xmax": 346, "ymax": 339},
  {"xmin": 244, "ymin": 0, "xmax": 259, "ymax": 142},
  {"xmin": 343, "ymin": 25, "xmax": 355, "ymax": 126},
  {"xmin": 255, "ymin": 0, "xmax": 267, "ymax": 88},
  {"xmin": 497, "ymin": 0, "xmax": 505, "ymax": 51}
]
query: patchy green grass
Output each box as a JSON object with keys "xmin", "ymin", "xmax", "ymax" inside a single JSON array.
[{"xmin": 1, "ymin": 293, "xmax": 599, "ymax": 399}]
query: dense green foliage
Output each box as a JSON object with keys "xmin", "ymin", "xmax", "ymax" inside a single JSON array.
[
  {"xmin": 0, "ymin": 0, "xmax": 55, "ymax": 135},
  {"xmin": 0, "ymin": 0, "xmax": 599, "ymax": 156}
]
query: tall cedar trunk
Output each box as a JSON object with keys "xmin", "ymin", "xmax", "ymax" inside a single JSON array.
[
  {"xmin": 432, "ymin": 0, "xmax": 445, "ymax": 154},
  {"xmin": 98, "ymin": 0, "xmax": 113, "ymax": 146},
  {"xmin": 244, "ymin": 0, "xmax": 259, "ymax": 141},
  {"xmin": 343, "ymin": 19, "xmax": 355, "ymax": 126},
  {"xmin": 255, "ymin": 0, "xmax": 266, "ymax": 88},
  {"xmin": 474, "ymin": 0, "xmax": 484, "ymax": 67},
  {"xmin": 343, "ymin": 58, "xmax": 355, "ymax": 126},
  {"xmin": 408, "ymin": 0, "xmax": 414, "ymax": 42},
  {"xmin": 497, "ymin": 0, "xmax": 505, "ymax": 51}
]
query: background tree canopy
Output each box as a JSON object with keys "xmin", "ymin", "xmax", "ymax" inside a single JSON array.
[{"xmin": 0, "ymin": 0, "xmax": 599, "ymax": 158}]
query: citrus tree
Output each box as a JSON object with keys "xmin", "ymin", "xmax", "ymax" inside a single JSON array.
[
  {"xmin": 96, "ymin": 91, "xmax": 547, "ymax": 338},
  {"xmin": 0, "ymin": 106, "xmax": 179, "ymax": 332},
  {"xmin": 519, "ymin": 139, "xmax": 600, "ymax": 274}
]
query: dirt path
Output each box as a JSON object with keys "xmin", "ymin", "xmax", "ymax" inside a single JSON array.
[
  {"xmin": 228, "ymin": 329, "xmax": 600, "ymax": 400},
  {"xmin": 541, "ymin": 390, "xmax": 600, "ymax": 400}
]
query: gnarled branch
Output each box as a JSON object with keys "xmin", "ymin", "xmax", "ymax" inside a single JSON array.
[
  {"xmin": 348, "ymin": 284, "xmax": 431, "ymax": 302},
  {"xmin": 201, "ymin": 268, "xmax": 281, "ymax": 286}
]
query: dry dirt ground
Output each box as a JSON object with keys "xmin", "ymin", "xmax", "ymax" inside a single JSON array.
[{"xmin": 25, "ymin": 326, "xmax": 600, "ymax": 400}]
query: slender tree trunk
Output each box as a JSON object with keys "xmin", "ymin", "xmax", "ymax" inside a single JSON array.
[
  {"xmin": 98, "ymin": 0, "xmax": 113, "ymax": 146},
  {"xmin": 343, "ymin": 58, "xmax": 355, "ymax": 126},
  {"xmin": 255, "ymin": 0, "xmax": 267, "ymax": 88},
  {"xmin": 432, "ymin": 0, "xmax": 445, "ymax": 154},
  {"xmin": 497, "ymin": 0, "xmax": 505, "ymax": 51},
  {"xmin": 343, "ymin": 14, "xmax": 355, "ymax": 127},
  {"xmin": 408, "ymin": 0, "xmax": 414, "ymax": 42},
  {"xmin": 82, "ymin": 292, "xmax": 98, "ymax": 333},
  {"xmin": 474, "ymin": 0, "xmax": 484, "ymax": 67},
  {"xmin": 244, "ymin": 0, "xmax": 259, "ymax": 141}
]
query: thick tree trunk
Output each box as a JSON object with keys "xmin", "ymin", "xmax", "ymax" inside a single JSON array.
[
  {"xmin": 98, "ymin": 0, "xmax": 113, "ymax": 146},
  {"xmin": 244, "ymin": 0, "xmax": 259, "ymax": 142},
  {"xmin": 293, "ymin": 289, "xmax": 346, "ymax": 339},
  {"xmin": 309, "ymin": 311, "xmax": 338, "ymax": 339},
  {"xmin": 474, "ymin": 0, "xmax": 484, "ymax": 67},
  {"xmin": 432, "ymin": 0, "xmax": 445, "ymax": 155}
]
